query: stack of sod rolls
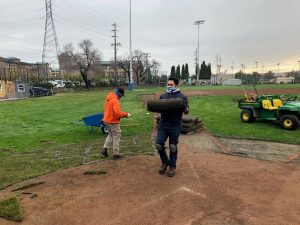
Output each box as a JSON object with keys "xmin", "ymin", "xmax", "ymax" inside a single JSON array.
[{"xmin": 155, "ymin": 115, "xmax": 203, "ymax": 134}]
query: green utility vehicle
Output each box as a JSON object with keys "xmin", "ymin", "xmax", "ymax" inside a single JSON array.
[{"xmin": 238, "ymin": 93, "xmax": 300, "ymax": 130}]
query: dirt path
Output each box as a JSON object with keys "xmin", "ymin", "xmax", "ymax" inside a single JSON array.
[
  {"xmin": 183, "ymin": 87, "xmax": 300, "ymax": 97},
  {"xmin": 1, "ymin": 130, "xmax": 300, "ymax": 225}
]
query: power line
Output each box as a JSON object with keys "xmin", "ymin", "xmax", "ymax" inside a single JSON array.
[
  {"xmin": 53, "ymin": 13, "xmax": 111, "ymax": 42},
  {"xmin": 0, "ymin": 7, "xmax": 44, "ymax": 20},
  {"xmin": 0, "ymin": 0, "xmax": 41, "ymax": 11}
]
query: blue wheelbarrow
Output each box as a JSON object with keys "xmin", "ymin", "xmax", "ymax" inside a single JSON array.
[{"xmin": 82, "ymin": 113, "xmax": 109, "ymax": 134}]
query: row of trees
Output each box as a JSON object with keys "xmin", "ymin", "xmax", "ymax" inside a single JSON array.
[
  {"xmin": 170, "ymin": 63, "xmax": 190, "ymax": 80},
  {"xmin": 60, "ymin": 39, "xmax": 159, "ymax": 89},
  {"xmin": 118, "ymin": 50, "xmax": 159, "ymax": 87},
  {"xmin": 170, "ymin": 61, "xmax": 212, "ymax": 81}
]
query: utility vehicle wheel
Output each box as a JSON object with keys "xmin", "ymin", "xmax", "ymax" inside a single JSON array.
[
  {"xmin": 101, "ymin": 125, "xmax": 109, "ymax": 134},
  {"xmin": 240, "ymin": 109, "xmax": 255, "ymax": 123},
  {"xmin": 279, "ymin": 114, "xmax": 299, "ymax": 130}
]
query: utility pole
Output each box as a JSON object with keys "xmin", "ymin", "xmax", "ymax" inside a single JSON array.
[
  {"xmin": 241, "ymin": 64, "xmax": 244, "ymax": 73},
  {"xmin": 194, "ymin": 49, "xmax": 198, "ymax": 78},
  {"xmin": 111, "ymin": 22, "xmax": 121, "ymax": 83},
  {"xmin": 216, "ymin": 54, "xmax": 221, "ymax": 84},
  {"xmin": 42, "ymin": 0, "xmax": 60, "ymax": 82},
  {"xmin": 193, "ymin": 19, "xmax": 205, "ymax": 84},
  {"xmin": 143, "ymin": 53, "xmax": 151, "ymax": 84},
  {"xmin": 277, "ymin": 63, "xmax": 280, "ymax": 76}
]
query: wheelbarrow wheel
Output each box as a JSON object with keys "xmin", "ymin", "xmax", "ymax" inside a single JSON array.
[{"xmin": 101, "ymin": 125, "xmax": 109, "ymax": 134}]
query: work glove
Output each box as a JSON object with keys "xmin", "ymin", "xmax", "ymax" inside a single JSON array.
[{"xmin": 127, "ymin": 113, "xmax": 132, "ymax": 118}]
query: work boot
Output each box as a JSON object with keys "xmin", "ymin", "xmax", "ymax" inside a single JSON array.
[
  {"xmin": 158, "ymin": 163, "xmax": 168, "ymax": 174},
  {"xmin": 101, "ymin": 148, "xmax": 108, "ymax": 157},
  {"xmin": 112, "ymin": 153, "xmax": 123, "ymax": 159},
  {"xmin": 167, "ymin": 167, "xmax": 176, "ymax": 177}
]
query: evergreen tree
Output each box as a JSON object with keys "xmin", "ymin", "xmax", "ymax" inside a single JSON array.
[
  {"xmin": 176, "ymin": 65, "xmax": 181, "ymax": 80},
  {"xmin": 207, "ymin": 63, "xmax": 212, "ymax": 79},
  {"xmin": 200, "ymin": 61, "xmax": 212, "ymax": 79},
  {"xmin": 185, "ymin": 63, "xmax": 189, "ymax": 78},
  {"xmin": 181, "ymin": 64, "xmax": 185, "ymax": 77},
  {"xmin": 199, "ymin": 61, "xmax": 206, "ymax": 79},
  {"xmin": 170, "ymin": 66, "xmax": 176, "ymax": 77}
]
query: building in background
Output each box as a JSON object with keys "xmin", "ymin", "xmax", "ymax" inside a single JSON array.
[
  {"xmin": 101, "ymin": 61, "xmax": 127, "ymax": 81},
  {"xmin": 0, "ymin": 56, "xmax": 48, "ymax": 83}
]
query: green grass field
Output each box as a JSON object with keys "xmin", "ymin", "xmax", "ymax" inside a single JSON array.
[
  {"xmin": 0, "ymin": 89, "xmax": 153, "ymax": 189},
  {"xmin": 0, "ymin": 85, "xmax": 300, "ymax": 189},
  {"xmin": 189, "ymin": 95, "xmax": 300, "ymax": 143}
]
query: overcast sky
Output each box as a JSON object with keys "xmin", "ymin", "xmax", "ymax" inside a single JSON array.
[{"xmin": 1, "ymin": 0, "xmax": 300, "ymax": 75}]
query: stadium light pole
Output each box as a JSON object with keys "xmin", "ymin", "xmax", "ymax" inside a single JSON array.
[
  {"xmin": 193, "ymin": 20, "xmax": 205, "ymax": 84},
  {"xmin": 255, "ymin": 61, "xmax": 258, "ymax": 72},
  {"xmin": 128, "ymin": 0, "xmax": 134, "ymax": 90}
]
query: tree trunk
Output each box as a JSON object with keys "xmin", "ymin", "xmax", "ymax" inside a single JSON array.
[{"xmin": 80, "ymin": 70, "xmax": 90, "ymax": 89}]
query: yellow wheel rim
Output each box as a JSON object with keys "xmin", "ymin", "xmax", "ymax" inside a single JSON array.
[
  {"xmin": 242, "ymin": 113, "xmax": 249, "ymax": 121},
  {"xmin": 284, "ymin": 119, "xmax": 292, "ymax": 127}
]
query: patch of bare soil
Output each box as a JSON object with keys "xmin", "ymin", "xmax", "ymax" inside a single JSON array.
[
  {"xmin": 1, "ymin": 88, "xmax": 300, "ymax": 225},
  {"xmin": 183, "ymin": 87, "xmax": 300, "ymax": 97}
]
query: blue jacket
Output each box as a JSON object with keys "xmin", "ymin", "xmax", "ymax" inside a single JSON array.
[{"xmin": 159, "ymin": 90, "xmax": 189, "ymax": 127}]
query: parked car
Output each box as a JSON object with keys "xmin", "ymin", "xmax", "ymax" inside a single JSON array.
[{"xmin": 29, "ymin": 86, "xmax": 53, "ymax": 97}]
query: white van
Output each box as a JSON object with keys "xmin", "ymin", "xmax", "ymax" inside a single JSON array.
[{"xmin": 49, "ymin": 80, "xmax": 65, "ymax": 88}]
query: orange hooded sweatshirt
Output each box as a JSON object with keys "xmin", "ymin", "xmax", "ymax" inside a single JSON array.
[{"xmin": 103, "ymin": 92, "xmax": 128, "ymax": 124}]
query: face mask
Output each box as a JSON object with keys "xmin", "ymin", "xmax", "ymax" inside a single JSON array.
[{"xmin": 167, "ymin": 86, "xmax": 176, "ymax": 93}]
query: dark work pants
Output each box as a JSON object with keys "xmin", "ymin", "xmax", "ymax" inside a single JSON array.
[{"xmin": 155, "ymin": 124, "xmax": 181, "ymax": 168}]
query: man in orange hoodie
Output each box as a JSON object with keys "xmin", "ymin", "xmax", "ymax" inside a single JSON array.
[{"xmin": 101, "ymin": 87, "xmax": 131, "ymax": 159}]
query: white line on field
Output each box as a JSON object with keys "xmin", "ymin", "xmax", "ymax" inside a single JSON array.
[
  {"xmin": 107, "ymin": 186, "xmax": 205, "ymax": 225},
  {"xmin": 187, "ymin": 159, "xmax": 200, "ymax": 181}
]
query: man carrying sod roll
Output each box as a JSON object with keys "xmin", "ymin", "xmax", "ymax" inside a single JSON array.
[{"xmin": 155, "ymin": 77, "xmax": 189, "ymax": 177}]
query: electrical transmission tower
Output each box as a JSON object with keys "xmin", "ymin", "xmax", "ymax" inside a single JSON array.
[
  {"xmin": 111, "ymin": 23, "xmax": 121, "ymax": 82},
  {"xmin": 42, "ymin": 0, "xmax": 60, "ymax": 81}
]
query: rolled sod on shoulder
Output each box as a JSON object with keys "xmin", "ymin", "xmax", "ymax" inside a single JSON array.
[{"xmin": 147, "ymin": 98, "xmax": 185, "ymax": 113}]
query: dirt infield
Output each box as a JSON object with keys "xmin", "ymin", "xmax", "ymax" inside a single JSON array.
[
  {"xmin": 183, "ymin": 87, "xmax": 300, "ymax": 97},
  {"xmin": 1, "ymin": 88, "xmax": 300, "ymax": 225}
]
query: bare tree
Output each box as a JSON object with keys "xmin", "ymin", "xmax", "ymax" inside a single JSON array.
[
  {"xmin": 62, "ymin": 39, "xmax": 101, "ymax": 89},
  {"xmin": 119, "ymin": 50, "xmax": 160, "ymax": 87}
]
